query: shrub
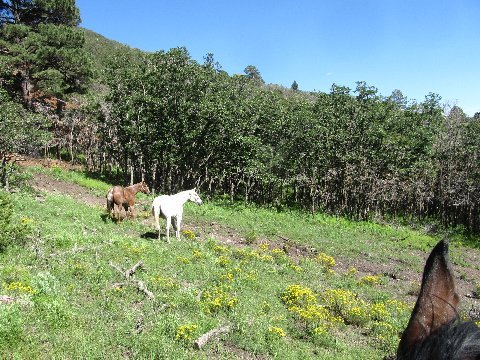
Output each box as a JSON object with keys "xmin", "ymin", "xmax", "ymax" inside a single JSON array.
[{"xmin": 0, "ymin": 192, "xmax": 33, "ymax": 251}]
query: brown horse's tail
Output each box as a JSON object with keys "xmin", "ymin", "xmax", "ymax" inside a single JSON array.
[{"xmin": 106, "ymin": 188, "xmax": 114, "ymax": 213}]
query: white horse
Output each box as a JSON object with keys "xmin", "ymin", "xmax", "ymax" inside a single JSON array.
[{"xmin": 151, "ymin": 188, "xmax": 203, "ymax": 243}]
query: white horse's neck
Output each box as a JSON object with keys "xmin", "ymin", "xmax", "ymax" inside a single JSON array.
[{"xmin": 172, "ymin": 190, "xmax": 191, "ymax": 205}]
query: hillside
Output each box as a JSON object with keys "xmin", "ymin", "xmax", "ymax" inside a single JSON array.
[
  {"xmin": 1, "ymin": 160, "xmax": 479, "ymax": 359},
  {"xmin": 82, "ymin": 28, "xmax": 145, "ymax": 74}
]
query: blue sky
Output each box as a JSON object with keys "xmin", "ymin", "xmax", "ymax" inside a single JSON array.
[{"xmin": 77, "ymin": 1, "xmax": 479, "ymax": 116}]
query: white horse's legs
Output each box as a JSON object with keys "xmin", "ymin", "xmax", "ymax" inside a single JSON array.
[
  {"xmin": 175, "ymin": 216, "xmax": 182, "ymax": 239},
  {"xmin": 165, "ymin": 216, "xmax": 171, "ymax": 244}
]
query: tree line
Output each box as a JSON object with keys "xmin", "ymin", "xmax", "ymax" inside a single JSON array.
[{"xmin": 2, "ymin": 1, "xmax": 480, "ymax": 232}]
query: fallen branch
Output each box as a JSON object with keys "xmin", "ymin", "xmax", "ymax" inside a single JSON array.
[
  {"xmin": 109, "ymin": 261, "xmax": 154, "ymax": 300},
  {"xmin": 132, "ymin": 279, "xmax": 154, "ymax": 299},
  {"xmin": 0, "ymin": 295, "xmax": 15, "ymax": 304},
  {"xmin": 194, "ymin": 324, "xmax": 232, "ymax": 349},
  {"xmin": 125, "ymin": 261, "xmax": 143, "ymax": 279},
  {"xmin": 109, "ymin": 261, "xmax": 124, "ymax": 275}
]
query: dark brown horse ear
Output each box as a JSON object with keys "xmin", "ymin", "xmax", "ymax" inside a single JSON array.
[{"xmin": 397, "ymin": 240, "xmax": 460, "ymax": 357}]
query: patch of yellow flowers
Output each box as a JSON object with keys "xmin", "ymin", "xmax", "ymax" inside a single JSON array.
[
  {"xmin": 212, "ymin": 244, "xmax": 230, "ymax": 254},
  {"xmin": 126, "ymin": 245, "xmax": 146, "ymax": 254},
  {"xmin": 201, "ymin": 285, "xmax": 238, "ymax": 314},
  {"xmin": 175, "ymin": 323, "xmax": 198, "ymax": 341},
  {"xmin": 217, "ymin": 255, "xmax": 230, "ymax": 268},
  {"xmin": 151, "ymin": 276, "xmax": 178, "ymax": 290},
  {"xmin": 268, "ymin": 326, "xmax": 286, "ymax": 338},
  {"xmin": 20, "ymin": 217, "xmax": 34, "ymax": 225},
  {"xmin": 282, "ymin": 283, "xmax": 411, "ymax": 348},
  {"xmin": 3, "ymin": 281, "xmax": 37, "ymax": 295},
  {"xmin": 316, "ymin": 252, "xmax": 336, "ymax": 270},
  {"xmin": 181, "ymin": 229, "xmax": 196, "ymax": 240},
  {"xmin": 359, "ymin": 274, "xmax": 382, "ymax": 285},
  {"xmin": 281, "ymin": 284, "xmax": 317, "ymax": 307},
  {"xmin": 232, "ymin": 248, "xmax": 273, "ymax": 263},
  {"xmin": 347, "ymin": 267, "xmax": 358, "ymax": 276},
  {"xmin": 176, "ymin": 256, "xmax": 190, "ymax": 264},
  {"xmin": 282, "ymin": 285, "xmax": 343, "ymax": 335}
]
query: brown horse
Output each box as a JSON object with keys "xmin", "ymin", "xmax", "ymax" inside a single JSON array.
[{"xmin": 106, "ymin": 181, "xmax": 150, "ymax": 223}]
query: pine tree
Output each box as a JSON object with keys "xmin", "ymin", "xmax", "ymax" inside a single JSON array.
[
  {"xmin": 0, "ymin": 0, "xmax": 90, "ymax": 107},
  {"xmin": 291, "ymin": 80, "xmax": 298, "ymax": 91}
]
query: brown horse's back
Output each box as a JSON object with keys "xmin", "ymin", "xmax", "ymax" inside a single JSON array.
[{"xmin": 111, "ymin": 186, "xmax": 129, "ymax": 206}]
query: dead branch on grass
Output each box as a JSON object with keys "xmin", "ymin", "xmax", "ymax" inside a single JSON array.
[
  {"xmin": 109, "ymin": 261, "xmax": 155, "ymax": 299},
  {"xmin": 125, "ymin": 261, "xmax": 143, "ymax": 279},
  {"xmin": 194, "ymin": 324, "xmax": 232, "ymax": 349},
  {"xmin": 0, "ymin": 295, "xmax": 15, "ymax": 304}
]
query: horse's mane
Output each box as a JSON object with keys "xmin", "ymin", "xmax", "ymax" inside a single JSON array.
[{"xmin": 402, "ymin": 319, "xmax": 480, "ymax": 360}]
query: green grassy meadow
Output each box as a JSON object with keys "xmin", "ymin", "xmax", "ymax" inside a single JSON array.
[{"xmin": 1, "ymin": 165, "xmax": 478, "ymax": 359}]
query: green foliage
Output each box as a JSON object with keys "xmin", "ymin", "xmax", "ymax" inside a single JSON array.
[
  {"xmin": 0, "ymin": 0, "xmax": 80, "ymax": 27},
  {"xmin": 0, "ymin": 304, "xmax": 25, "ymax": 350},
  {"xmin": 0, "ymin": 191, "xmax": 33, "ymax": 251},
  {"xmin": 0, "ymin": 89, "xmax": 51, "ymax": 152},
  {"xmin": 291, "ymin": 80, "xmax": 298, "ymax": 91},
  {"xmin": 244, "ymin": 64, "xmax": 264, "ymax": 83},
  {"xmin": 0, "ymin": 88, "xmax": 50, "ymax": 188},
  {"xmin": 0, "ymin": 1, "xmax": 90, "ymax": 106},
  {"xmin": 82, "ymin": 28, "xmax": 142, "ymax": 81},
  {"xmin": 97, "ymin": 42, "xmax": 480, "ymax": 232}
]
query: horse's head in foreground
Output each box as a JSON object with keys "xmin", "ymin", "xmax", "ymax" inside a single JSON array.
[
  {"xmin": 188, "ymin": 188, "xmax": 202, "ymax": 205},
  {"xmin": 397, "ymin": 240, "xmax": 480, "ymax": 359}
]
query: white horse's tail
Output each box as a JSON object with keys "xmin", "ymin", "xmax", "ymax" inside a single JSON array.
[
  {"xmin": 106, "ymin": 188, "xmax": 114, "ymax": 213},
  {"xmin": 152, "ymin": 202, "xmax": 161, "ymax": 231}
]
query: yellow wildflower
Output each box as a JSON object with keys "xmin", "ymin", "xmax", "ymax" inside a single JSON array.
[
  {"xmin": 268, "ymin": 326, "xmax": 286, "ymax": 337},
  {"xmin": 175, "ymin": 324, "xmax": 198, "ymax": 340}
]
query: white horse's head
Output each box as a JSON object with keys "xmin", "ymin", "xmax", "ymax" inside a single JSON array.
[{"xmin": 188, "ymin": 188, "xmax": 202, "ymax": 205}]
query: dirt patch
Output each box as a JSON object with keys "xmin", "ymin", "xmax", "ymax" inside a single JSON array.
[{"xmin": 30, "ymin": 171, "xmax": 104, "ymax": 207}]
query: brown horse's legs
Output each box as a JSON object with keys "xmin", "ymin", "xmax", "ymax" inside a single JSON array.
[{"xmin": 123, "ymin": 205, "xmax": 130, "ymax": 222}]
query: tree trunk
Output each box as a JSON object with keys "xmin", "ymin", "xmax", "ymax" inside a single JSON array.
[
  {"xmin": 151, "ymin": 160, "xmax": 157, "ymax": 196},
  {"xmin": 20, "ymin": 71, "xmax": 33, "ymax": 109}
]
